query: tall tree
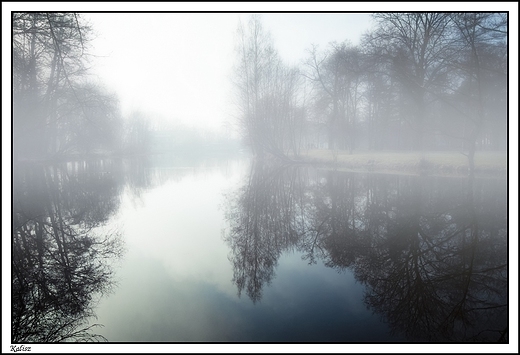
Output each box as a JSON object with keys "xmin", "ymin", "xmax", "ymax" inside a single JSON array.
[
  {"xmin": 370, "ymin": 13, "xmax": 455, "ymax": 151},
  {"xmin": 305, "ymin": 42, "xmax": 365, "ymax": 153},
  {"xmin": 13, "ymin": 13, "xmax": 123, "ymax": 160},
  {"xmin": 233, "ymin": 15, "xmax": 304, "ymax": 159},
  {"xmin": 13, "ymin": 13, "xmax": 89, "ymax": 157},
  {"xmin": 449, "ymin": 13, "xmax": 507, "ymax": 173}
]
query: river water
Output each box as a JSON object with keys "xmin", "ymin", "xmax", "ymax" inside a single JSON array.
[{"xmin": 12, "ymin": 154, "xmax": 508, "ymax": 343}]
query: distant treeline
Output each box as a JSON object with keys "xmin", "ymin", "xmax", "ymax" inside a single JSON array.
[
  {"xmin": 234, "ymin": 13, "xmax": 507, "ymax": 161},
  {"xmin": 13, "ymin": 13, "xmax": 507, "ymax": 163},
  {"xmin": 149, "ymin": 126, "xmax": 241, "ymax": 155}
]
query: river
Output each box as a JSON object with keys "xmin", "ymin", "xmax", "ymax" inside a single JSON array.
[{"xmin": 12, "ymin": 153, "xmax": 508, "ymax": 343}]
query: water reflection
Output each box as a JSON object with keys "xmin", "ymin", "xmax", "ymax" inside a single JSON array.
[
  {"xmin": 12, "ymin": 160, "xmax": 126, "ymax": 342},
  {"xmin": 224, "ymin": 163, "xmax": 507, "ymax": 342},
  {"xmin": 11, "ymin": 153, "xmax": 245, "ymax": 342}
]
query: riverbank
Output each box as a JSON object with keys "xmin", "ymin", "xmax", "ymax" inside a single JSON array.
[{"xmin": 296, "ymin": 149, "xmax": 508, "ymax": 178}]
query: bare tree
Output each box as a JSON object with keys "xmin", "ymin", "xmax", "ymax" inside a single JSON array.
[
  {"xmin": 370, "ymin": 13, "xmax": 455, "ymax": 151},
  {"xmin": 233, "ymin": 15, "xmax": 305, "ymax": 160},
  {"xmin": 449, "ymin": 13, "xmax": 507, "ymax": 174},
  {"xmin": 13, "ymin": 13, "xmax": 123, "ymax": 161},
  {"xmin": 304, "ymin": 42, "xmax": 365, "ymax": 153}
]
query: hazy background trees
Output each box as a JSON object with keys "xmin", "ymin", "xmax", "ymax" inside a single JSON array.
[
  {"xmin": 233, "ymin": 15, "xmax": 306, "ymax": 159},
  {"xmin": 304, "ymin": 41, "xmax": 364, "ymax": 153},
  {"xmin": 445, "ymin": 13, "xmax": 507, "ymax": 172},
  {"xmin": 233, "ymin": 13, "xmax": 507, "ymax": 160},
  {"xmin": 13, "ymin": 13, "xmax": 93, "ymax": 159},
  {"xmin": 368, "ymin": 13, "xmax": 455, "ymax": 151},
  {"xmin": 12, "ymin": 13, "xmax": 157, "ymax": 161},
  {"xmin": 14, "ymin": 12, "xmax": 507, "ymax": 163}
]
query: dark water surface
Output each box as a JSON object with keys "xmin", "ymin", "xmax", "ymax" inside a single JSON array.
[{"xmin": 12, "ymin": 155, "xmax": 508, "ymax": 343}]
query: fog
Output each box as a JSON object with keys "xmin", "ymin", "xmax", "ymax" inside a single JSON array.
[
  {"xmin": 5, "ymin": 5, "xmax": 518, "ymax": 352},
  {"xmin": 8, "ymin": 11, "xmax": 512, "ymax": 162},
  {"xmin": 82, "ymin": 12, "xmax": 373, "ymax": 133}
]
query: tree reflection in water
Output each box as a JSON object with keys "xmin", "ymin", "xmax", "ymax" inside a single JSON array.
[
  {"xmin": 12, "ymin": 160, "xmax": 125, "ymax": 342},
  {"xmin": 224, "ymin": 162, "xmax": 507, "ymax": 342},
  {"xmin": 224, "ymin": 161, "xmax": 310, "ymax": 303}
]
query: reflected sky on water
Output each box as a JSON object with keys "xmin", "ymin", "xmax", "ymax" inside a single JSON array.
[{"xmin": 13, "ymin": 155, "xmax": 508, "ymax": 343}]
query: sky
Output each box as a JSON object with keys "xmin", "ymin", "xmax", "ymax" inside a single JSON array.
[{"xmin": 81, "ymin": 12, "xmax": 374, "ymax": 132}]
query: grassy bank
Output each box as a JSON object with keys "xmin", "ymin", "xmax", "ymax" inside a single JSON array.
[{"xmin": 296, "ymin": 149, "xmax": 508, "ymax": 177}]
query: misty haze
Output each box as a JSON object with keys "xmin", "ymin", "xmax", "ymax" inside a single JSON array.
[{"xmin": 10, "ymin": 12, "xmax": 509, "ymax": 345}]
